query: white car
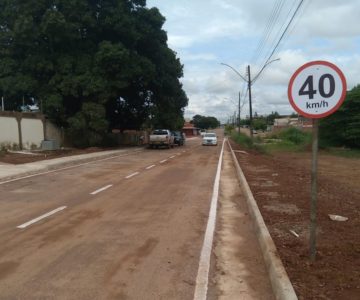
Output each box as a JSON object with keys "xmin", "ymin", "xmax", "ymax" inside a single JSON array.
[{"xmin": 202, "ymin": 132, "xmax": 218, "ymax": 146}]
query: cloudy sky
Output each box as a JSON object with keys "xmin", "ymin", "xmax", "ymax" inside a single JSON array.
[{"xmin": 146, "ymin": 0, "xmax": 360, "ymax": 122}]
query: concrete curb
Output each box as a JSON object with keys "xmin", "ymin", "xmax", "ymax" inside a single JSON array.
[
  {"xmin": 0, "ymin": 147, "xmax": 144, "ymax": 183},
  {"xmin": 227, "ymin": 140, "xmax": 298, "ymax": 300}
]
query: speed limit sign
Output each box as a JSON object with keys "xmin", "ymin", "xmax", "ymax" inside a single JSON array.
[{"xmin": 288, "ymin": 61, "xmax": 347, "ymax": 118}]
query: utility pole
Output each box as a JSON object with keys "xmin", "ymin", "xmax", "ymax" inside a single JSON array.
[
  {"xmin": 221, "ymin": 59, "xmax": 279, "ymax": 139},
  {"xmin": 1, "ymin": 96, "xmax": 4, "ymax": 111},
  {"xmin": 248, "ymin": 65, "xmax": 253, "ymax": 139},
  {"xmin": 238, "ymin": 91, "xmax": 241, "ymax": 134}
]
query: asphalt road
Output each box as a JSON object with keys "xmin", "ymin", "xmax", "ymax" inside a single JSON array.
[
  {"xmin": 0, "ymin": 132, "xmax": 274, "ymax": 299},
  {"xmin": 0, "ymin": 135, "xmax": 225, "ymax": 299}
]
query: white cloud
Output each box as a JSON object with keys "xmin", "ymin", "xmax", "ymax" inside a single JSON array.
[{"xmin": 148, "ymin": 0, "xmax": 360, "ymax": 122}]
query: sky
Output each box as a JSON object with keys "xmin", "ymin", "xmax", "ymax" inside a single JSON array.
[{"xmin": 146, "ymin": 0, "xmax": 360, "ymax": 122}]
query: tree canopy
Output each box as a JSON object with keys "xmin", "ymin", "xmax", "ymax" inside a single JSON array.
[
  {"xmin": 192, "ymin": 114, "xmax": 220, "ymax": 129},
  {"xmin": 319, "ymin": 85, "xmax": 360, "ymax": 148},
  {"xmin": 0, "ymin": 0, "xmax": 188, "ymax": 146}
]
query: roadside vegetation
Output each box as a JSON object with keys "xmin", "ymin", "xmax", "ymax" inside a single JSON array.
[
  {"xmin": 229, "ymin": 84, "xmax": 360, "ymax": 157},
  {"xmin": 228, "ymin": 127, "xmax": 310, "ymax": 153}
]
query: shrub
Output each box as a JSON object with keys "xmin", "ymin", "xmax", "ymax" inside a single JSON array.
[{"xmin": 278, "ymin": 127, "xmax": 311, "ymax": 145}]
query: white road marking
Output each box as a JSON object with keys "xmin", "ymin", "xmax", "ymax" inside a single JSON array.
[
  {"xmin": 17, "ymin": 206, "xmax": 67, "ymax": 229},
  {"xmin": 193, "ymin": 138, "xmax": 225, "ymax": 300},
  {"xmin": 160, "ymin": 159, "xmax": 167, "ymax": 163},
  {"xmin": 176, "ymin": 153, "xmax": 181, "ymax": 155},
  {"xmin": 146, "ymin": 165, "xmax": 156, "ymax": 170},
  {"xmin": 90, "ymin": 184, "xmax": 113, "ymax": 195},
  {"xmin": 169, "ymin": 155, "xmax": 176, "ymax": 159},
  {"xmin": 125, "ymin": 172, "xmax": 140, "ymax": 179},
  {"xmin": 0, "ymin": 150, "xmax": 144, "ymax": 185}
]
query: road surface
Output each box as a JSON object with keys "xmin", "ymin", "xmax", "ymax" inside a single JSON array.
[{"xmin": 0, "ymin": 133, "xmax": 273, "ymax": 299}]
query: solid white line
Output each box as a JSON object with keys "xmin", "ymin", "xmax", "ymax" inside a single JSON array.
[
  {"xmin": 169, "ymin": 155, "xmax": 176, "ymax": 159},
  {"xmin": 146, "ymin": 165, "xmax": 156, "ymax": 170},
  {"xmin": 90, "ymin": 184, "xmax": 113, "ymax": 195},
  {"xmin": 160, "ymin": 159, "xmax": 167, "ymax": 163},
  {"xmin": 125, "ymin": 172, "xmax": 139, "ymax": 179},
  {"xmin": 193, "ymin": 138, "xmax": 225, "ymax": 300},
  {"xmin": 17, "ymin": 206, "xmax": 67, "ymax": 229}
]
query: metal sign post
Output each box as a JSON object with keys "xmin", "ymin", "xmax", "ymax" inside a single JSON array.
[
  {"xmin": 310, "ymin": 118, "xmax": 319, "ymax": 261},
  {"xmin": 288, "ymin": 61, "xmax": 346, "ymax": 261}
]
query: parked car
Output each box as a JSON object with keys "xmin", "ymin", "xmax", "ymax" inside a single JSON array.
[
  {"xmin": 202, "ymin": 132, "xmax": 218, "ymax": 146},
  {"xmin": 149, "ymin": 129, "xmax": 174, "ymax": 149},
  {"xmin": 172, "ymin": 131, "xmax": 185, "ymax": 146}
]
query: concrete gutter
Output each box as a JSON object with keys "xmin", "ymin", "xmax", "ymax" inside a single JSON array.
[
  {"xmin": 0, "ymin": 147, "xmax": 144, "ymax": 183},
  {"xmin": 227, "ymin": 140, "xmax": 298, "ymax": 300}
]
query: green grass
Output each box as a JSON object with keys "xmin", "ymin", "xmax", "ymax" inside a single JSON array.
[
  {"xmin": 230, "ymin": 131, "xmax": 253, "ymax": 148},
  {"xmin": 230, "ymin": 128, "xmax": 312, "ymax": 154},
  {"xmin": 323, "ymin": 147, "xmax": 360, "ymax": 158},
  {"xmin": 230, "ymin": 128, "xmax": 360, "ymax": 157}
]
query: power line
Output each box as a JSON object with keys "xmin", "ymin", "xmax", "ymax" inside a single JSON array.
[
  {"xmin": 251, "ymin": 0, "xmax": 285, "ymax": 65},
  {"xmin": 261, "ymin": 0, "xmax": 305, "ymax": 70}
]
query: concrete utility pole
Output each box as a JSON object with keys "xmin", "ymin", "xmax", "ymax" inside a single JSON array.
[
  {"xmin": 238, "ymin": 91, "xmax": 241, "ymax": 134},
  {"xmin": 221, "ymin": 59, "xmax": 279, "ymax": 139},
  {"xmin": 247, "ymin": 65, "xmax": 253, "ymax": 139},
  {"xmin": 1, "ymin": 96, "xmax": 4, "ymax": 111}
]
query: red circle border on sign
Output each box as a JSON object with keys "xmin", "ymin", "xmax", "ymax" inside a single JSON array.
[{"xmin": 287, "ymin": 60, "xmax": 347, "ymax": 119}]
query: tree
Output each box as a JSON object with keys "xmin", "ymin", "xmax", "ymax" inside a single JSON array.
[
  {"xmin": 266, "ymin": 111, "xmax": 280, "ymax": 125},
  {"xmin": 0, "ymin": 0, "xmax": 188, "ymax": 145},
  {"xmin": 253, "ymin": 118, "xmax": 267, "ymax": 131},
  {"xmin": 319, "ymin": 85, "xmax": 360, "ymax": 148},
  {"xmin": 192, "ymin": 115, "xmax": 220, "ymax": 129}
]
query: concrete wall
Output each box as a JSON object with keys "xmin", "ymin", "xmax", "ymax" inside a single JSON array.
[
  {"xmin": 0, "ymin": 115, "xmax": 19, "ymax": 148},
  {"xmin": 45, "ymin": 120, "xmax": 62, "ymax": 144},
  {"xmin": 0, "ymin": 111, "xmax": 62, "ymax": 150},
  {"xmin": 21, "ymin": 118, "xmax": 44, "ymax": 149}
]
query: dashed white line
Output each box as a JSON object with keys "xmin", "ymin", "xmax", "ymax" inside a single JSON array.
[
  {"xmin": 146, "ymin": 165, "xmax": 156, "ymax": 170},
  {"xmin": 125, "ymin": 172, "xmax": 140, "ymax": 179},
  {"xmin": 17, "ymin": 206, "xmax": 67, "ymax": 229},
  {"xmin": 169, "ymin": 155, "xmax": 176, "ymax": 159},
  {"xmin": 90, "ymin": 184, "xmax": 113, "ymax": 195},
  {"xmin": 0, "ymin": 150, "xmax": 144, "ymax": 185},
  {"xmin": 160, "ymin": 159, "xmax": 168, "ymax": 163}
]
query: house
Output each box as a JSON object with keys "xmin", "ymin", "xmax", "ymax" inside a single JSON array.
[
  {"xmin": 182, "ymin": 122, "xmax": 199, "ymax": 137},
  {"xmin": 273, "ymin": 116, "xmax": 313, "ymax": 131}
]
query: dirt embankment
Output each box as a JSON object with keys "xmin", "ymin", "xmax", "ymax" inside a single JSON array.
[{"xmin": 230, "ymin": 140, "xmax": 360, "ymax": 299}]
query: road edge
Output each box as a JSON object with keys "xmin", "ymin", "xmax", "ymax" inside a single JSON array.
[
  {"xmin": 227, "ymin": 140, "xmax": 298, "ymax": 300},
  {"xmin": 0, "ymin": 148, "xmax": 144, "ymax": 184}
]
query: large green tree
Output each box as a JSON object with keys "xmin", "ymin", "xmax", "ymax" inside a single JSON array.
[
  {"xmin": 319, "ymin": 85, "xmax": 360, "ymax": 148},
  {"xmin": 192, "ymin": 114, "xmax": 220, "ymax": 129},
  {"xmin": 0, "ymin": 0, "xmax": 188, "ymax": 146}
]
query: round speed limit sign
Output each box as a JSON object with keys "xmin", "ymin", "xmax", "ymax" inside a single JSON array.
[{"xmin": 288, "ymin": 61, "xmax": 347, "ymax": 118}]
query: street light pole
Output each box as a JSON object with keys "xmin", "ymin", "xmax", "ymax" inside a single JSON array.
[{"xmin": 221, "ymin": 58, "xmax": 280, "ymax": 139}]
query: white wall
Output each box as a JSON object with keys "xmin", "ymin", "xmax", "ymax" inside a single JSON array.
[
  {"xmin": 21, "ymin": 118, "xmax": 44, "ymax": 149},
  {"xmin": 0, "ymin": 116, "xmax": 19, "ymax": 147}
]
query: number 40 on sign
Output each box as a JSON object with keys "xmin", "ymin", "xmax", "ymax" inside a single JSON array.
[{"xmin": 288, "ymin": 60, "xmax": 347, "ymax": 119}]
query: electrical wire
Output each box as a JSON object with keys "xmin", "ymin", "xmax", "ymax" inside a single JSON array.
[
  {"xmin": 251, "ymin": 0, "xmax": 284, "ymax": 65},
  {"xmin": 253, "ymin": 0, "xmax": 305, "ymax": 83}
]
